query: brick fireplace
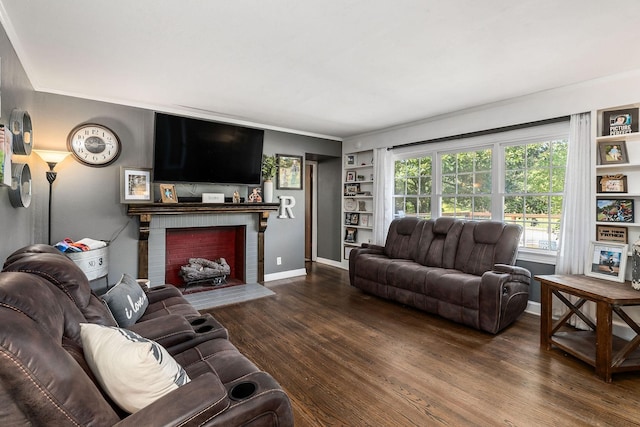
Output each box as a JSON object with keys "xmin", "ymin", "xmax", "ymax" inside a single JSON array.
[
  {"xmin": 165, "ymin": 226, "xmax": 246, "ymax": 286},
  {"xmin": 146, "ymin": 212, "xmax": 259, "ymax": 286},
  {"xmin": 127, "ymin": 203, "xmax": 279, "ymax": 287}
]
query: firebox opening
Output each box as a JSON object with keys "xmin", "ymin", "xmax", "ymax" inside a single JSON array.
[{"xmin": 165, "ymin": 226, "xmax": 246, "ymax": 287}]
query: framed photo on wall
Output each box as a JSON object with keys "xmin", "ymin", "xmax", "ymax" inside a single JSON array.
[
  {"xmin": 276, "ymin": 154, "xmax": 303, "ymax": 190},
  {"xmin": 586, "ymin": 241, "xmax": 628, "ymax": 282},
  {"xmin": 120, "ymin": 167, "xmax": 152, "ymax": 203}
]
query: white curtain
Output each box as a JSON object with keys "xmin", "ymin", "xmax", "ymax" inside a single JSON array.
[
  {"xmin": 554, "ymin": 112, "xmax": 592, "ymax": 326},
  {"xmin": 373, "ymin": 147, "xmax": 394, "ymax": 245}
]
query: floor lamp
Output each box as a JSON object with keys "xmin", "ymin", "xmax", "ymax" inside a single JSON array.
[{"xmin": 33, "ymin": 150, "xmax": 70, "ymax": 245}]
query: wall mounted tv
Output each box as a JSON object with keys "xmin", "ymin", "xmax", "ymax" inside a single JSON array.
[{"xmin": 153, "ymin": 112, "xmax": 264, "ymax": 185}]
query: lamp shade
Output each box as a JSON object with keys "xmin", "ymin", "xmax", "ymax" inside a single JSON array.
[{"xmin": 33, "ymin": 149, "xmax": 70, "ymax": 165}]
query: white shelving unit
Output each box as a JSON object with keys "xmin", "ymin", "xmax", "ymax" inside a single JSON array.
[
  {"xmin": 342, "ymin": 150, "xmax": 375, "ymax": 264},
  {"xmin": 592, "ymin": 103, "xmax": 640, "ymax": 257}
]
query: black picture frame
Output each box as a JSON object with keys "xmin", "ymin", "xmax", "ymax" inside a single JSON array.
[
  {"xmin": 596, "ymin": 175, "xmax": 627, "ymax": 193},
  {"xmin": 596, "ymin": 198, "xmax": 634, "ymax": 223},
  {"xmin": 344, "ymin": 227, "xmax": 357, "ymax": 243},
  {"xmin": 602, "ymin": 108, "xmax": 639, "ymax": 136},
  {"xmin": 276, "ymin": 154, "xmax": 303, "ymax": 190}
]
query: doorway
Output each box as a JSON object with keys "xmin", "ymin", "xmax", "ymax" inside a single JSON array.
[{"xmin": 305, "ymin": 161, "xmax": 317, "ymax": 262}]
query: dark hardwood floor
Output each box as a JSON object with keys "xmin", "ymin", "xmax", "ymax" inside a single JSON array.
[{"xmin": 206, "ymin": 263, "xmax": 640, "ymax": 426}]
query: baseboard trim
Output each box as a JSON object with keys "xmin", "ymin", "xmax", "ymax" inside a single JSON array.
[
  {"xmin": 264, "ymin": 268, "xmax": 307, "ymax": 282},
  {"xmin": 316, "ymin": 257, "xmax": 343, "ymax": 269}
]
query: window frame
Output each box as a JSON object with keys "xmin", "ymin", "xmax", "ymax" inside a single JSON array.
[{"xmin": 390, "ymin": 121, "xmax": 570, "ymax": 264}]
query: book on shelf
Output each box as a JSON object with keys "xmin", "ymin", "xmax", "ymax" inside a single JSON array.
[{"xmin": 602, "ymin": 108, "xmax": 639, "ymax": 136}]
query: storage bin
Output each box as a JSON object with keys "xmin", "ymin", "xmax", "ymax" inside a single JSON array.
[{"xmin": 66, "ymin": 244, "xmax": 109, "ymax": 281}]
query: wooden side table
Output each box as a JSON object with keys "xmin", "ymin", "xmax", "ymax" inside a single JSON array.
[{"xmin": 536, "ymin": 274, "xmax": 640, "ymax": 382}]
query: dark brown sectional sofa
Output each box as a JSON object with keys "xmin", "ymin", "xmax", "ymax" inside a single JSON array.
[
  {"xmin": 349, "ymin": 217, "xmax": 531, "ymax": 334},
  {"xmin": 0, "ymin": 244, "xmax": 293, "ymax": 426}
]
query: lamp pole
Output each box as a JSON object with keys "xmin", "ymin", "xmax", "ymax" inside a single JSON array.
[
  {"xmin": 33, "ymin": 150, "xmax": 70, "ymax": 246},
  {"xmin": 45, "ymin": 161, "xmax": 57, "ymax": 245}
]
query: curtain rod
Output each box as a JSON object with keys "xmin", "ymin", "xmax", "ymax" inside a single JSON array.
[{"xmin": 387, "ymin": 115, "xmax": 571, "ymax": 151}]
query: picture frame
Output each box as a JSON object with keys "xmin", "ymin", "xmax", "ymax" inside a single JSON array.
[
  {"xmin": 346, "ymin": 171, "xmax": 356, "ymax": 182},
  {"xmin": 344, "ymin": 183, "xmax": 360, "ymax": 196},
  {"xmin": 344, "ymin": 246, "xmax": 354, "ymax": 260},
  {"xmin": 596, "ymin": 199, "xmax": 634, "ymax": 223},
  {"xmin": 276, "ymin": 154, "xmax": 303, "ymax": 190},
  {"xmin": 597, "ymin": 175, "xmax": 627, "ymax": 193},
  {"xmin": 602, "ymin": 108, "xmax": 639, "ymax": 136},
  {"xmin": 586, "ymin": 241, "xmax": 628, "ymax": 283},
  {"xmin": 120, "ymin": 167, "xmax": 152, "ymax": 204},
  {"xmin": 344, "ymin": 227, "xmax": 357, "ymax": 243},
  {"xmin": 358, "ymin": 200, "xmax": 367, "ymax": 211},
  {"xmin": 596, "ymin": 225, "xmax": 628, "ymax": 243},
  {"xmin": 159, "ymin": 183, "xmax": 178, "ymax": 203},
  {"xmin": 360, "ymin": 215, "xmax": 369, "ymax": 227},
  {"xmin": 346, "ymin": 154, "xmax": 356, "ymax": 166},
  {"xmin": 597, "ymin": 140, "xmax": 628, "ymax": 165}
]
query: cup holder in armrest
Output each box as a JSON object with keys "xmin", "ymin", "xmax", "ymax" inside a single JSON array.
[
  {"xmin": 229, "ymin": 382, "xmax": 257, "ymax": 401},
  {"xmin": 190, "ymin": 317, "xmax": 207, "ymax": 326},
  {"xmin": 195, "ymin": 325, "xmax": 214, "ymax": 333}
]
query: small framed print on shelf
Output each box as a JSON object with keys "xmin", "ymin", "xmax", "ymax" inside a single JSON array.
[
  {"xmin": 344, "ymin": 227, "xmax": 357, "ymax": 243},
  {"xmin": 360, "ymin": 215, "xmax": 369, "ymax": 227},
  {"xmin": 120, "ymin": 167, "xmax": 152, "ymax": 204},
  {"xmin": 586, "ymin": 241, "xmax": 628, "ymax": 283},
  {"xmin": 596, "ymin": 198, "xmax": 634, "ymax": 223},
  {"xmin": 346, "ymin": 154, "xmax": 356, "ymax": 166},
  {"xmin": 597, "ymin": 175, "xmax": 627, "ymax": 193},
  {"xmin": 598, "ymin": 140, "xmax": 628, "ymax": 165},
  {"xmin": 345, "ymin": 212, "xmax": 359, "ymax": 225},
  {"xmin": 358, "ymin": 200, "xmax": 367, "ymax": 211},
  {"xmin": 346, "ymin": 171, "xmax": 356, "ymax": 182},
  {"xmin": 159, "ymin": 184, "xmax": 178, "ymax": 203},
  {"xmin": 596, "ymin": 225, "xmax": 628, "ymax": 243},
  {"xmin": 344, "ymin": 183, "xmax": 360, "ymax": 196},
  {"xmin": 602, "ymin": 108, "xmax": 639, "ymax": 136}
]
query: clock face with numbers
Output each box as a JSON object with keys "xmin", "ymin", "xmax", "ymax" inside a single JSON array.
[{"xmin": 67, "ymin": 123, "xmax": 121, "ymax": 167}]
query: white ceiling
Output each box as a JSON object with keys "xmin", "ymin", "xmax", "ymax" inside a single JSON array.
[{"xmin": 2, "ymin": 1, "xmax": 640, "ymax": 140}]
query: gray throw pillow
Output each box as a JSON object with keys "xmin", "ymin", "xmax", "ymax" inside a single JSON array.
[{"xmin": 101, "ymin": 273, "xmax": 149, "ymax": 327}]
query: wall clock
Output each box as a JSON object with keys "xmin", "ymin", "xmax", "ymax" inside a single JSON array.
[{"xmin": 67, "ymin": 123, "xmax": 121, "ymax": 167}]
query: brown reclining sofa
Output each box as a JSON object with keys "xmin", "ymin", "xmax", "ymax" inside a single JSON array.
[
  {"xmin": 0, "ymin": 244, "xmax": 293, "ymax": 426},
  {"xmin": 349, "ymin": 217, "xmax": 532, "ymax": 334}
]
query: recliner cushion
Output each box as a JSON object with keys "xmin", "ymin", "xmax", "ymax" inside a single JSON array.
[{"xmin": 80, "ymin": 323, "xmax": 191, "ymax": 414}]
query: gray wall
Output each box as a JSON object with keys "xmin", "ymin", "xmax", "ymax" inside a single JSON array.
[
  {"xmin": 0, "ymin": 16, "xmax": 343, "ymax": 280},
  {"xmin": 317, "ymin": 157, "xmax": 342, "ymax": 261},
  {"xmin": 262, "ymin": 131, "xmax": 341, "ymax": 274},
  {"xmin": 0, "ymin": 22, "xmax": 36, "ymax": 261}
]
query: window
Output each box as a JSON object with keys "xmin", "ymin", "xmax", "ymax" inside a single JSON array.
[
  {"xmin": 390, "ymin": 123, "xmax": 569, "ymax": 256},
  {"xmin": 503, "ymin": 139, "xmax": 568, "ymax": 250},
  {"xmin": 393, "ymin": 156, "xmax": 432, "ymax": 219},
  {"xmin": 440, "ymin": 148, "xmax": 492, "ymax": 219}
]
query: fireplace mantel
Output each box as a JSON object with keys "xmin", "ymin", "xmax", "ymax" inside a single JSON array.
[{"xmin": 127, "ymin": 203, "xmax": 280, "ymax": 282}]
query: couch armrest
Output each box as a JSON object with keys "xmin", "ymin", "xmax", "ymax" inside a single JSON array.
[
  {"xmin": 492, "ymin": 264, "xmax": 532, "ymax": 283},
  {"xmin": 128, "ymin": 314, "xmax": 196, "ymax": 348},
  {"xmin": 141, "ymin": 284, "xmax": 184, "ymax": 304},
  {"xmin": 478, "ymin": 265, "xmax": 532, "ymax": 334},
  {"xmin": 115, "ymin": 372, "xmax": 229, "ymax": 427},
  {"xmin": 348, "ymin": 244, "xmax": 385, "ymax": 286}
]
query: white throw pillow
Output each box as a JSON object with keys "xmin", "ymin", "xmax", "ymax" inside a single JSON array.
[{"xmin": 80, "ymin": 323, "xmax": 190, "ymax": 413}]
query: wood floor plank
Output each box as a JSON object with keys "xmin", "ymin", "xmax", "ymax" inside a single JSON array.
[{"xmin": 205, "ymin": 263, "xmax": 640, "ymax": 426}]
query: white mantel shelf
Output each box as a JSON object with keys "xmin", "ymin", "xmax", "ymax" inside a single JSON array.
[{"xmin": 127, "ymin": 203, "xmax": 280, "ymax": 282}]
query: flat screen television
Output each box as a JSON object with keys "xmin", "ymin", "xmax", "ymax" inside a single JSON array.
[{"xmin": 153, "ymin": 112, "xmax": 264, "ymax": 185}]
